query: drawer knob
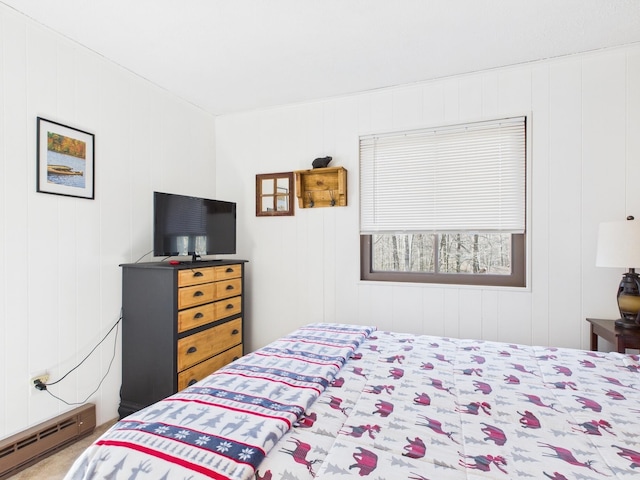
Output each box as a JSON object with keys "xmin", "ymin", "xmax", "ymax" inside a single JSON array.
[
  {"xmin": 187, "ymin": 346, "xmax": 198, "ymax": 354},
  {"xmin": 194, "ymin": 312, "xmax": 204, "ymax": 319},
  {"xmin": 193, "ymin": 271, "xmax": 204, "ymax": 277},
  {"xmin": 231, "ymin": 329, "xmax": 239, "ymax": 335},
  {"xmin": 193, "ymin": 291, "xmax": 204, "ymax": 297},
  {"xmin": 188, "ymin": 379, "xmax": 198, "ymax": 386},
  {"xmin": 226, "ymin": 285, "xmax": 234, "ymax": 291},
  {"xmin": 225, "ymin": 267, "xmax": 234, "ymax": 273},
  {"xmin": 233, "ymin": 356, "xmax": 240, "ymax": 361},
  {"xmin": 226, "ymin": 304, "xmax": 234, "ymax": 310}
]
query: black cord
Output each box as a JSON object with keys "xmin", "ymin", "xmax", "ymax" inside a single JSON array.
[
  {"xmin": 42, "ymin": 313, "xmax": 121, "ymax": 406},
  {"xmin": 133, "ymin": 249, "xmax": 154, "ymax": 263}
]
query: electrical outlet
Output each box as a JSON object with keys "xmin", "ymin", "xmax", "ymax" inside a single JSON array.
[{"xmin": 30, "ymin": 372, "xmax": 49, "ymax": 392}]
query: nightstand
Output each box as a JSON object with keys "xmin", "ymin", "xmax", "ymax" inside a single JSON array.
[{"xmin": 586, "ymin": 318, "xmax": 640, "ymax": 353}]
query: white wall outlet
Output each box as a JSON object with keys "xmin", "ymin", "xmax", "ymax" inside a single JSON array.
[{"xmin": 30, "ymin": 372, "xmax": 49, "ymax": 392}]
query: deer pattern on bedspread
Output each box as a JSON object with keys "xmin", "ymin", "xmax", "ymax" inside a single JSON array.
[
  {"xmin": 257, "ymin": 330, "xmax": 640, "ymax": 479},
  {"xmin": 64, "ymin": 323, "xmax": 374, "ymax": 480}
]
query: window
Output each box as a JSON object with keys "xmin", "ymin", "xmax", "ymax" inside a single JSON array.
[{"xmin": 360, "ymin": 117, "xmax": 526, "ymax": 287}]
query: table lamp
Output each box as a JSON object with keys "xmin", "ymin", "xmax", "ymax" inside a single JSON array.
[{"xmin": 596, "ymin": 216, "xmax": 640, "ymax": 328}]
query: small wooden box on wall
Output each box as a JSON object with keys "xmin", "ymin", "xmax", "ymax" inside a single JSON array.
[{"xmin": 294, "ymin": 166, "xmax": 347, "ymax": 208}]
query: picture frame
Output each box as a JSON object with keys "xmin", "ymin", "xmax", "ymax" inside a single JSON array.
[
  {"xmin": 37, "ymin": 117, "xmax": 95, "ymax": 199},
  {"xmin": 255, "ymin": 172, "xmax": 294, "ymax": 216}
]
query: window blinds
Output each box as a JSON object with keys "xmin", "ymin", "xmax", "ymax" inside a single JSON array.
[{"xmin": 359, "ymin": 116, "xmax": 526, "ymax": 234}]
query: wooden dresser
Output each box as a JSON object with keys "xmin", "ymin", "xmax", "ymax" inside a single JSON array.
[{"xmin": 118, "ymin": 260, "xmax": 247, "ymax": 418}]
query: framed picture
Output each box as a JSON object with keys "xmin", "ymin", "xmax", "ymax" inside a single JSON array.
[{"xmin": 37, "ymin": 117, "xmax": 95, "ymax": 199}]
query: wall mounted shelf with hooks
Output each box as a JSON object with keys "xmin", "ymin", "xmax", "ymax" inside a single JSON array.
[{"xmin": 294, "ymin": 166, "xmax": 347, "ymax": 209}]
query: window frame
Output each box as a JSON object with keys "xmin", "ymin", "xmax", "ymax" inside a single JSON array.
[
  {"xmin": 359, "ymin": 115, "xmax": 529, "ymax": 288},
  {"xmin": 360, "ymin": 233, "xmax": 526, "ymax": 287}
]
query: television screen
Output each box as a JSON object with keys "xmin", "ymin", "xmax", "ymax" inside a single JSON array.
[{"xmin": 153, "ymin": 192, "xmax": 236, "ymax": 261}]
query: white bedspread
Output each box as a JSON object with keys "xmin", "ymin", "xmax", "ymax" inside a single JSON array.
[
  {"xmin": 64, "ymin": 323, "xmax": 374, "ymax": 480},
  {"xmin": 65, "ymin": 325, "xmax": 640, "ymax": 479},
  {"xmin": 258, "ymin": 330, "xmax": 640, "ymax": 479}
]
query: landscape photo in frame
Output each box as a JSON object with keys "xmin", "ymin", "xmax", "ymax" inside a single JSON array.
[{"xmin": 37, "ymin": 117, "xmax": 95, "ymax": 199}]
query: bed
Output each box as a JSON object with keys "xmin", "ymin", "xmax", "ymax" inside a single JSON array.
[{"xmin": 65, "ymin": 323, "xmax": 640, "ymax": 479}]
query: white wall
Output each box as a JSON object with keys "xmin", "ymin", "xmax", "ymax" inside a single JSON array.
[
  {"xmin": 0, "ymin": 6, "xmax": 216, "ymax": 439},
  {"xmin": 3, "ymin": 0, "xmax": 639, "ymax": 444},
  {"xmin": 216, "ymin": 43, "xmax": 640, "ymax": 355}
]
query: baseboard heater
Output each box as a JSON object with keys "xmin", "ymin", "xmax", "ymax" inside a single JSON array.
[{"xmin": 0, "ymin": 403, "xmax": 95, "ymax": 479}]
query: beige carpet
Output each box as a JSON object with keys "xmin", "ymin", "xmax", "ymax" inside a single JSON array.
[{"xmin": 7, "ymin": 420, "xmax": 116, "ymax": 480}]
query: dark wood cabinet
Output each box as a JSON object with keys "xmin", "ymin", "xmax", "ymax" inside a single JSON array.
[
  {"xmin": 586, "ymin": 317, "xmax": 640, "ymax": 353},
  {"xmin": 118, "ymin": 260, "xmax": 247, "ymax": 418}
]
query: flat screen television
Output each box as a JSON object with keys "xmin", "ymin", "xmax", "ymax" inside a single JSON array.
[{"xmin": 153, "ymin": 191, "xmax": 236, "ymax": 262}]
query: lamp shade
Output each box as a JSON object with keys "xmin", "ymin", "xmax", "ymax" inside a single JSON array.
[{"xmin": 596, "ymin": 220, "xmax": 640, "ymax": 268}]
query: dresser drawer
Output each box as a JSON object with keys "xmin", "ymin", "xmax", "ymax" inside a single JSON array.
[
  {"xmin": 215, "ymin": 277, "xmax": 242, "ymax": 299},
  {"xmin": 178, "ymin": 296, "xmax": 242, "ymax": 333},
  {"xmin": 178, "ymin": 267, "xmax": 216, "ymax": 287},
  {"xmin": 178, "ymin": 303, "xmax": 215, "ymax": 333},
  {"xmin": 178, "ymin": 283, "xmax": 215, "ymax": 309},
  {"xmin": 213, "ymin": 264, "xmax": 242, "ymax": 281},
  {"xmin": 177, "ymin": 318, "xmax": 242, "ymax": 372},
  {"xmin": 177, "ymin": 344, "xmax": 243, "ymax": 391},
  {"xmin": 213, "ymin": 295, "xmax": 242, "ymax": 320}
]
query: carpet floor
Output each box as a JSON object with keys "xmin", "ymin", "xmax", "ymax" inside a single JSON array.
[{"xmin": 7, "ymin": 419, "xmax": 116, "ymax": 480}]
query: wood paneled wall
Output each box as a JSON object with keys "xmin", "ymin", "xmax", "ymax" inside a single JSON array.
[
  {"xmin": 216, "ymin": 44, "xmax": 640, "ymax": 356},
  {"xmin": 0, "ymin": 6, "xmax": 216, "ymax": 440}
]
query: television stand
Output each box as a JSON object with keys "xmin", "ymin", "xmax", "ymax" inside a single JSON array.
[{"xmin": 186, "ymin": 254, "xmax": 224, "ymax": 264}]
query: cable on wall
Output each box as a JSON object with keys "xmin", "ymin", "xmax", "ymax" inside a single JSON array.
[{"xmin": 39, "ymin": 311, "xmax": 122, "ymax": 406}]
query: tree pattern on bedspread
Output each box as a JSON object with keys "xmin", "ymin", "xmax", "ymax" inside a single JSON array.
[
  {"xmin": 64, "ymin": 325, "xmax": 640, "ymax": 479},
  {"xmin": 258, "ymin": 331, "xmax": 640, "ymax": 479},
  {"xmin": 64, "ymin": 323, "xmax": 374, "ymax": 480}
]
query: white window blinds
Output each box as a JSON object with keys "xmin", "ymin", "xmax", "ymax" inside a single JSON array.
[{"xmin": 360, "ymin": 116, "xmax": 526, "ymax": 234}]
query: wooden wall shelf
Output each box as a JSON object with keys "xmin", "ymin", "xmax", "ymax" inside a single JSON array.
[{"xmin": 294, "ymin": 166, "xmax": 347, "ymax": 208}]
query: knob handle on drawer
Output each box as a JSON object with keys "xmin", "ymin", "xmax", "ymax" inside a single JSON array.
[
  {"xmin": 233, "ymin": 356, "xmax": 240, "ymax": 361},
  {"xmin": 231, "ymin": 329, "xmax": 239, "ymax": 335},
  {"xmin": 187, "ymin": 346, "xmax": 197, "ymax": 354},
  {"xmin": 194, "ymin": 312, "xmax": 204, "ymax": 319},
  {"xmin": 226, "ymin": 303, "xmax": 234, "ymax": 310},
  {"xmin": 193, "ymin": 271, "xmax": 203, "ymax": 277},
  {"xmin": 188, "ymin": 379, "xmax": 198, "ymax": 386},
  {"xmin": 226, "ymin": 285, "xmax": 234, "ymax": 290},
  {"xmin": 193, "ymin": 291, "xmax": 204, "ymax": 297},
  {"xmin": 225, "ymin": 267, "xmax": 234, "ymax": 273}
]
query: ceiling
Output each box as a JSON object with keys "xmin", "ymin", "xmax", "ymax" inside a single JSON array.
[{"xmin": 3, "ymin": 0, "xmax": 640, "ymax": 116}]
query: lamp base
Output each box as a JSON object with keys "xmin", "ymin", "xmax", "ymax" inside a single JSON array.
[
  {"xmin": 616, "ymin": 270, "xmax": 640, "ymax": 328},
  {"xmin": 614, "ymin": 317, "xmax": 640, "ymax": 329}
]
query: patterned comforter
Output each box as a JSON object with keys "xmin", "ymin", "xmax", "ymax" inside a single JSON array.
[
  {"xmin": 66, "ymin": 325, "xmax": 640, "ymax": 480},
  {"xmin": 64, "ymin": 323, "xmax": 374, "ymax": 480},
  {"xmin": 258, "ymin": 329, "xmax": 640, "ymax": 479}
]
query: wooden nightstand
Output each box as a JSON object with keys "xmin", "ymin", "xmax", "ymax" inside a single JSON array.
[{"xmin": 586, "ymin": 318, "xmax": 640, "ymax": 353}]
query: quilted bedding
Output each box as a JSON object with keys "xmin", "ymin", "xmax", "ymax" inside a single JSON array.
[
  {"xmin": 65, "ymin": 324, "xmax": 640, "ymax": 480},
  {"xmin": 258, "ymin": 329, "xmax": 640, "ymax": 479},
  {"xmin": 64, "ymin": 323, "xmax": 374, "ymax": 480}
]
